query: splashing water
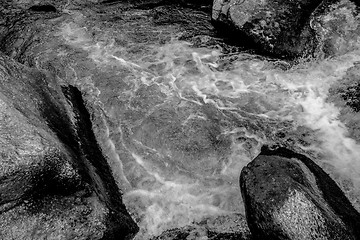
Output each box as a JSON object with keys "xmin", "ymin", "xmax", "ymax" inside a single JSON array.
[{"xmin": 57, "ymin": 16, "xmax": 360, "ymax": 239}]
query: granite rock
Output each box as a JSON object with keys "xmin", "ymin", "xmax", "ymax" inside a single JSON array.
[
  {"xmin": 240, "ymin": 146, "xmax": 360, "ymax": 240},
  {"xmin": 0, "ymin": 52, "xmax": 138, "ymax": 239}
]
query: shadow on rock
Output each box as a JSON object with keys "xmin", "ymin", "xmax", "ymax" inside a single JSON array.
[{"xmin": 212, "ymin": 0, "xmax": 321, "ymax": 59}]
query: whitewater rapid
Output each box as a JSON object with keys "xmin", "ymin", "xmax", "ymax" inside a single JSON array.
[{"xmin": 57, "ymin": 13, "xmax": 360, "ymax": 239}]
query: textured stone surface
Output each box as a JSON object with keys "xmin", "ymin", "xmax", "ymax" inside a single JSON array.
[
  {"xmin": 0, "ymin": 52, "xmax": 138, "ymax": 239},
  {"xmin": 212, "ymin": 0, "xmax": 321, "ymax": 58},
  {"xmin": 240, "ymin": 146, "xmax": 360, "ymax": 240}
]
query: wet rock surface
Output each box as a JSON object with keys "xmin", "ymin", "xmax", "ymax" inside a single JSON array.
[
  {"xmin": 240, "ymin": 146, "xmax": 360, "ymax": 240},
  {"xmin": 312, "ymin": 0, "xmax": 360, "ymax": 58},
  {"xmin": 212, "ymin": 0, "xmax": 360, "ymax": 59},
  {"xmin": 211, "ymin": 0, "xmax": 321, "ymax": 58},
  {"xmin": 152, "ymin": 214, "xmax": 252, "ymax": 240},
  {"xmin": 0, "ymin": 49, "xmax": 137, "ymax": 238}
]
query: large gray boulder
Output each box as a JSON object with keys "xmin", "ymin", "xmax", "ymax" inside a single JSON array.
[
  {"xmin": 240, "ymin": 146, "xmax": 360, "ymax": 240},
  {"xmin": 0, "ymin": 52, "xmax": 138, "ymax": 239}
]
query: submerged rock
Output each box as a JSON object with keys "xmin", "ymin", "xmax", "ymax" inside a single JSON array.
[
  {"xmin": 212, "ymin": 0, "xmax": 321, "ymax": 58},
  {"xmin": 0, "ymin": 53, "xmax": 138, "ymax": 239},
  {"xmin": 328, "ymin": 62, "xmax": 360, "ymax": 143},
  {"xmin": 240, "ymin": 146, "xmax": 360, "ymax": 240},
  {"xmin": 310, "ymin": 0, "xmax": 360, "ymax": 58},
  {"xmin": 152, "ymin": 214, "xmax": 252, "ymax": 240}
]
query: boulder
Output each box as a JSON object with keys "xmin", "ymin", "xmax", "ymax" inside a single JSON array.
[
  {"xmin": 211, "ymin": 0, "xmax": 322, "ymax": 58},
  {"xmin": 240, "ymin": 146, "xmax": 360, "ymax": 240},
  {"xmin": 0, "ymin": 52, "xmax": 138, "ymax": 239},
  {"xmin": 212, "ymin": 0, "xmax": 360, "ymax": 59}
]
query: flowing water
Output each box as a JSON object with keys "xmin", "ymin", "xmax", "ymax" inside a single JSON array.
[{"xmin": 51, "ymin": 5, "xmax": 360, "ymax": 239}]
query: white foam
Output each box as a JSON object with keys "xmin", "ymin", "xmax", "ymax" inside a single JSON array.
[{"xmin": 58, "ymin": 19, "xmax": 360, "ymax": 238}]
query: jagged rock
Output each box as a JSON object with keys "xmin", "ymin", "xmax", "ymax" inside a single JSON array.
[
  {"xmin": 240, "ymin": 146, "xmax": 360, "ymax": 240},
  {"xmin": 0, "ymin": 52, "xmax": 138, "ymax": 239},
  {"xmin": 211, "ymin": 0, "xmax": 322, "ymax": 58}
]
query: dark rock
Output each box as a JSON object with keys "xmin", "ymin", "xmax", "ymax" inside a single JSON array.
[
  {"xmin": 0, "ymin": 52, "xmax": 138, "ymax": 239},
  {"xmin": 104, "ymin": 0, "xmax": 213, "ymax": 11},
  {"xmin": 240, "ymin": 146, "xmax": 360, "ymax": 240},
  {"xmin": 211, "ymin": 0, "xmax": 322, "ymax": 59},
  {"xmin": 29, "ymin": 5, "xmax": 57, "ymax": 12}
]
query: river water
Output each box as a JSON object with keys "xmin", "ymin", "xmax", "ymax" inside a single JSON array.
[{"xmin": 47, "ymin": 4, "xmax": 360, "ymax": 239}]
